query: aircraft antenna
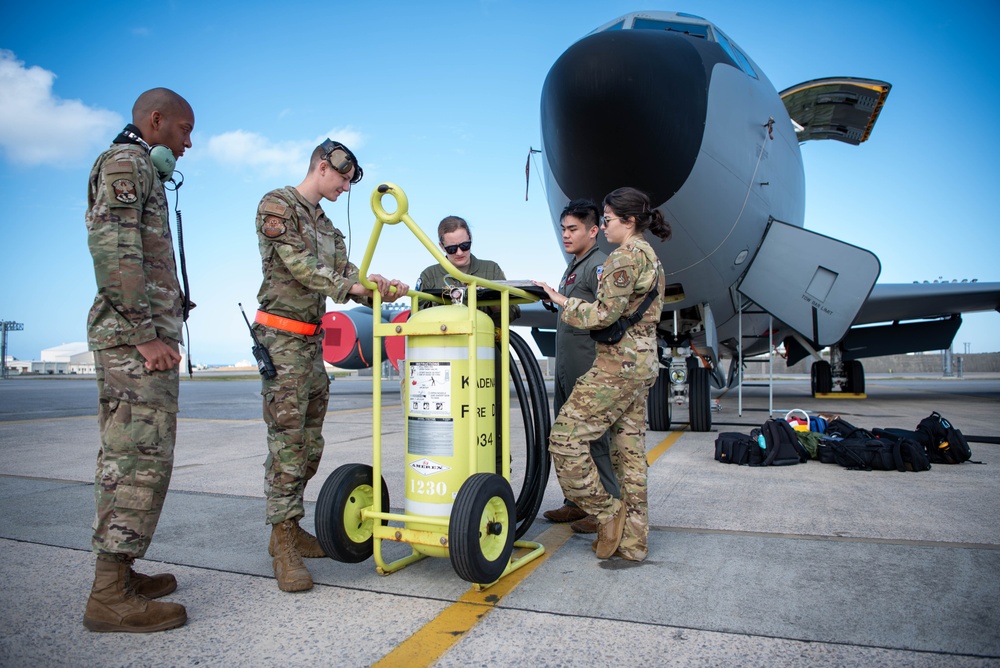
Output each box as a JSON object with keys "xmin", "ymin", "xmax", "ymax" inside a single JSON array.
[{"xmin": 525, "ymin": 147, "xmax": 543, "ymax": 201}]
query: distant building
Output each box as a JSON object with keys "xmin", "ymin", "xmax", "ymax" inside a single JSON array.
[{"xmin": 7, "ymin": 343, "xmax": 186, "ymax": 376}]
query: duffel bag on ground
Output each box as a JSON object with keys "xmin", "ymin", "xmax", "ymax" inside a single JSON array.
[{"xmin": 715, "ymin": 432, "xmax": 755, "ymax": 465}]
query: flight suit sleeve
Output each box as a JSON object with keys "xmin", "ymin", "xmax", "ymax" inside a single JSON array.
[
  {"xmin": 560, "ymin": 251, "xmax": 634, "ymax": 330},
  {"xmin": 416, "ymin": 265, "xmax": 438, "ymax": 311},
  {"xmin": 257, "ymin": 197, "xmax": 359, "ymax": 304},
  {"xmin": 87, "ymin": 154, "xmax": 159, "ymax": 346}
]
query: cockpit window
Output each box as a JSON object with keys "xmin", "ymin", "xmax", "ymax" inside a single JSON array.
[
  {"xmin": 631, "ymin": 18, "xmax": 710, "ymax": 39},
  {"xmin": 603, "ymin": 20, "xmax": 624, "ymax": 31},
  {"xmin": 715, "ymin": 28, "xmax": 759, "ymax": 79}
]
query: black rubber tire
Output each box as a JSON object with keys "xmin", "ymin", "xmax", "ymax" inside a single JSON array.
[
  {"xmin": 449, "ymin": 473, "xmax": 516, "ymax": 584},
  {"xmin": 811, "ymin": 361, "xmax": 833, "ymax": 396},
  {"xmin": 688, "ymin": 366, "xmax": 712, "ymax": 432},
  {"xmin": 647, "ymin": 367, "xmax": 672, "ymax": 431},
  {"xmin": 846, "ymin": 360, "xmax": 865, "ymax": 394},
  {"xmin": 315, "ymin": 463, "xmax": 390, "ymax": 564}
]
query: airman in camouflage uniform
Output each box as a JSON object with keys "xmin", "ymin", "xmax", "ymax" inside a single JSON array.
[
  {"xmin": 254, "ymin": 140, "xmax": 408, "ymax": 592},
  {"xmin": 83, "ymin": 88, "xmax": 193, "ymax": 633},
  {"xmin": 535, "ymin": 187, "xmax": 670, "ymax": 562}
]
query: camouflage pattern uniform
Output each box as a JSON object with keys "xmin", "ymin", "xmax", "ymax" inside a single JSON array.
[
  {"xmin": 254, "ymin": 186, "xmax": 370, "ymax": 525},
  {"xmin": 86, "ymin": 143, "xmax": 182, "ymax": 558},
  {"xmin": 416, "ymin": 255, "xmax": 520, "ymax": 323},
  {"xmin": 554, "ymin": 245, "xmax": 619, "ymax": 500},
  {"xmin": 549, "ymin": 237, "xmax": 665, "ymax": 561}
]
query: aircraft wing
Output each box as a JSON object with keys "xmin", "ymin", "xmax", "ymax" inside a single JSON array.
[
  {"xmin": 783, "ymin": 281, "xmax": 1000, "ymax": 363},
  {"xmin": 854, "ymin": 282, "xmax": 1000, "ymax": 325},
  {"xmin": 780, "ymin": 77, "xmax": 891, "ymax": 145}
]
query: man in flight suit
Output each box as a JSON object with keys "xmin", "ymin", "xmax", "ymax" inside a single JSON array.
[
  {"xmin": 253, "ymin": 139, "xmax": 408, "ymax": 592},
  {"xmin": 542, "ymin": 199, "xmax": 619, "ymax": 533},
  {"xmin": 83, "ymin": 87, "xmax": 194, "ymax": 633}
]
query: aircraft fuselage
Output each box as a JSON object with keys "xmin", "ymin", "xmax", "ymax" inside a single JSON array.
[{"xmin": 540, "ymin": 12, "xmax": 805, "ymax": 355}]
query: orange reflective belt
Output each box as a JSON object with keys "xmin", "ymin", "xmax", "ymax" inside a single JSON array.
[{"xmin": 255, "ymin": 310, "xmax": 321, "ymax": 336}]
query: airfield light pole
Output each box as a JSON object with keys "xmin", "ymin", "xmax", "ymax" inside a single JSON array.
[{"xmin": 1, "ymin": 320, "xmax": 25, "ymax": 380}]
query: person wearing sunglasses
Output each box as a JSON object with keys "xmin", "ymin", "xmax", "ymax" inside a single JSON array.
[
  {"xmin": 252, "ymin": 138, "xmax": 408, "ymax": 593},
  {"xmin": 534, "ymin": 187, "xmax": 669, "ymax": 562},
  {"xmin": 415, "ymin": 215, "xmax": 519, "ymax": 323}
]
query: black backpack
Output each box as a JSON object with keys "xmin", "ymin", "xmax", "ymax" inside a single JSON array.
[
  {"xmin": 872, "ymin": 429, "xmax": 932, "ymax": 472},
  {"xmin": 916, "ymin": 412, "xmax": 973, "ymax": 464},
  {"xmin": 825, "ymin": 417, "xmax": 861, "ymax": 439},
  {"xmin": 759, "ymin": 419, "xmax": 809, "ymax": 466}
]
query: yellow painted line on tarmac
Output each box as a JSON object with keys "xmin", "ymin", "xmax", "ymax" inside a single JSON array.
[
  {"xmin": 373, "ymin": 523, "xmax": 575, "ymax": 668},
  {"xmin": 647, "ymin": 428, "xmax": 686, "ymax": 465}
]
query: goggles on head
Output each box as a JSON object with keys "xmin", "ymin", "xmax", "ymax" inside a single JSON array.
[{"xmin": 320, "ymin": 139, "xmax": 363, "ymax": 184}]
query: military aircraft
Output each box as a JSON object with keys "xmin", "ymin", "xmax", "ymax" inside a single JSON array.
[{"xmin": 323, "ymin": 10, "xmax": 1000, "ymax": 432}]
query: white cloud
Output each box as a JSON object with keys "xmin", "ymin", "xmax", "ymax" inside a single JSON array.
[
  {"xmin": 202, "ymin": 127, "xmax": 366, "ymax": 179},
  {"xmin": 0, "ymin": 50, "xmax": 122, "ymax": 166}
]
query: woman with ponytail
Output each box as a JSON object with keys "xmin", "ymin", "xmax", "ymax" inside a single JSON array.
[{"xmin": 534, "ymin": 186, "xmax": 668, "ymax": 561}]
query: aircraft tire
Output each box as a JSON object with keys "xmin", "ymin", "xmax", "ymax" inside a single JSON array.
[
  {"xmin": 846, "ymin": 360, "xmax": 865, "ymax": 394},
  {"xmin": 811, "ymin": 361, "xmax": 833, "ymax": 396},
  {"xmin": 647, "ymin": 367, "xmax": 672, "ymax": 431},
  {"xmin": 315, "ymin": 463, "xmax": 390, "ymax": 564},
  {"xmin": 688, "ymin": 367, "xmax": 712, "ymax": 432},
  {"xmin": 449, "ymin": 473, "xmax": 515, "ymax": 585}
]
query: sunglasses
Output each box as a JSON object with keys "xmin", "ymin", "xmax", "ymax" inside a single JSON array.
[
  {"xmin": 443, "ymin": 240, "xmax": 472, "ymax": 255},
  {"xmin": 320, "ymin": 139, "xmax": 363, "ymax": 184}
]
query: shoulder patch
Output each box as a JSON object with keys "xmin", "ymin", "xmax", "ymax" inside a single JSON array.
[
  {"xmin": 595, "ymin": 266, "xmax": 603, "ymax": 278},
  {"xmin": 261, "ymin": 201, "xmax": 290, "ymax": 217},
  {"xmin": 612, "ymin": 269, "xmax": 631, "ymax": 289},
  {"xmin": 111, "ymin": 178, "xmax": 138, "ymax": 204},
  {"xmin": 261, "ymin": 216, "xmax": 287, "ymax": 238}
]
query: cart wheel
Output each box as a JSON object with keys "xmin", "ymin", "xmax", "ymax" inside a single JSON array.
[
  {"xmin": 449, "ymin": 473, "xmax": 515, "ymax": 584},
  {"xmin": 315, "ymin": 463, "xmax": 390, "ymax": 564}
]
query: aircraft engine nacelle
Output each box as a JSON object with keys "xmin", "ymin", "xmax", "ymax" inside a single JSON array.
[{"xmin": 321, "ymin": 307, "xmax": 410, "ymax": 372}]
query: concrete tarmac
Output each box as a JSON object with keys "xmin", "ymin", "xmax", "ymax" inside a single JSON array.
[{"xmin": 1, "ymin": 373, "xmax": 998, "ymax": 667}]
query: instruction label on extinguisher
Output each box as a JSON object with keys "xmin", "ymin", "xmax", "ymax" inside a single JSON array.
[{"xmin": 408, "ymin": 361, "xmax": 451, "ymax": 416}]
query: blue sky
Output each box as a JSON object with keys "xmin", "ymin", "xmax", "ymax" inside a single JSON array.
[{"xmin": 2, "ymin": 0, "xmax": 998, "ymax": 365}]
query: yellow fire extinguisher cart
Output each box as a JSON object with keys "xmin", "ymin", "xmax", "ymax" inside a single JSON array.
[{"xmin": 314, "ymin": 183, "xmax": 545, "ymax": 588}]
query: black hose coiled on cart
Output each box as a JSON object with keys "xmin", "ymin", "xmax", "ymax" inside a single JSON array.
[{"xmin": 495, "ymin": 330, "xmax": 551, "ymax": 540}]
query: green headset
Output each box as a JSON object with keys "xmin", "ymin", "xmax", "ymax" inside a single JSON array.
[{"xmin": 120, "ymin": 127, "xmax": 177, "ymax": 182}]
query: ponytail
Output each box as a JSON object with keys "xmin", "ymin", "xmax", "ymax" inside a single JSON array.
[{"xmin": 602, "ymin": 187, "xmax": 671, "ymax": 241}]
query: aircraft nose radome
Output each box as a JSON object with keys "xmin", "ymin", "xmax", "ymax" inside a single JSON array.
[{"xmin": 541, "ymin": 29, "xmax": 707, "ymax": 206}]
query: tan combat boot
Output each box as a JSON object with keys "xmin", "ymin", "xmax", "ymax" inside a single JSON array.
[
  {"xmin": 128, "ymin": 560, "xmax": 177, "ymax": 599},
  {"xmin": 268, "ymin": 519, "xmax": 325, "ymax": 558},
  {"xmin": 271, "ymin": 519, "xmax": 313, "ymax": 592},
  {"xmin": 594, "ymin": 502, "xmax": 627, "ymax": 559},
  {"xmin": 83, "ymin": 556, "xmax": 186, "ymax": 633}
]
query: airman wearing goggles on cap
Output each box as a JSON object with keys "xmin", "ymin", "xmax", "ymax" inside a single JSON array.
[{"xmin": 252, "ymin": 137, "xmax": 408, "ymax": 593}]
